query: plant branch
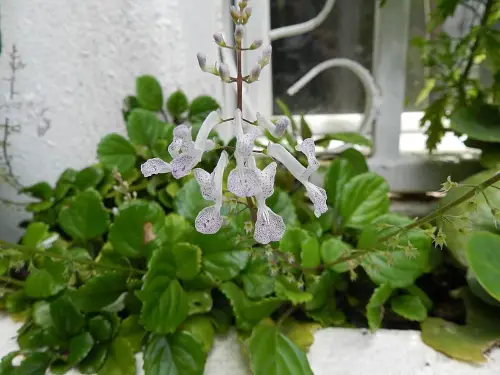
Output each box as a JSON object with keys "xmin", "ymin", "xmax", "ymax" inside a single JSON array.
[
  {"xmin": 0, "ymin": 240, "xmax": 145, "ymax": 275},
  {"xmin": 0, "ymin": 275, "xmax": 24, "ymax": 287}
]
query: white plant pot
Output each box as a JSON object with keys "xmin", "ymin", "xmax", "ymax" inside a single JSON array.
[{"xmin": 1, "ymin": 316, "xmax": 499, "ymax": 375}]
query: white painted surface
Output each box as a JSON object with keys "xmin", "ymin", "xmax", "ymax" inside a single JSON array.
[
  {"xmin": 0, "ymin": 0, "xmax": 227, "ymax": 242},
  {"xmin": 0, "ymin": 317, "xmax": 499, "ymax": 374}
]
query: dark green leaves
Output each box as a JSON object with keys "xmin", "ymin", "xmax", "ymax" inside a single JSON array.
[
  {"xmin": 366, "ymin": 283, "xmax": 393, "ymax": 331},
  {"xmin": 450, "ymin": 104, "xmax": 500, "ymax": 143},
  {"xmin": 58, "ymin": 189, "xmax": 110, "ymax": 241},
  {"xmin": 143, "ymin": 333, "xmax": 206, "ymax": 375},
  {"xmin": 67, "ymin": 332, "xmax": 94, "ymax": 365},
  {"xmin": 97, "ymin": 134, "xmax": 137, "ymax": 173},
  {"xmin": 127, "ymin": 109, "xmax": 170, "ymax": 147},
  {"xmin": 390, "ymin": 295, "xmax": 428, "ymax": 321},
  {"xmin": 172, "ymin": 243, "xmax": 202, "ymax": 280},
  {"xmin": 50, "ymin": 296, "xmax": 85, "ymax": 337},
  {"xmin": 136, "ymin": 75, "xmax": 163, "ymax": 111},
  {"xmin": 98, "ymin": 338, "xmax": 136, "ymax": 375},
  {"xmin": 24, "ymin": 268, "xmax": 66, "ymax": 299},
  {"xmin": 467, "ymin": 231, "xmax": 500, "ymax": 301},
  {"xmin": 109, "ymin": 200, "xmax": 165, "ymax": 258},
  {"xmin": 248, "ymin": 321, "xmax": 313, "ymax": 375},
  {"xmin": 188, "ymin": 96, "xmax": 220, "ymax": 124},
  {"xmin": 167, "ymin": 90, "xmax": 189, "ymax": 119},
  {"xmin": 72, "ymin": 273, "xmax": 128, "ymax": 312},
  {"xmin": 339, "ymin": 172, "xmax": 390, "ymax": 228}
]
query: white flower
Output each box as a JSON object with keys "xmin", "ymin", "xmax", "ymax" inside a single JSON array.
[
  {"xmin": 193, "ymin": 151, "xmax": 229, "ymax": 234},
  {"xmin": 256, "ymin": 112, "xmax": 289, "ymax": 138},
  {"xmin": 248, "ymin": 156, "xmax": 286, "ymax": 244},
  {"xmin": 267, "ymin": 140, "xmax": 327, "ymax": 218},
  {"xmin": 227, "ymin": 109, "xmax": 262, "ymax": 197},
  {"xmin": 140, "ymin": 111, "xmax": 221, "ymax": 179},
  {"xmin": 295, "ymin": 138, "xmax": 319, "ymax": 179}
]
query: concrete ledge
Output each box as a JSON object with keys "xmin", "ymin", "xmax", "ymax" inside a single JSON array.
[{"xmin": 1, "ymin": 317, "xmax": 499, "ymax": 374}]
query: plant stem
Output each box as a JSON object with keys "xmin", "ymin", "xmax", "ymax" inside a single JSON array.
[
  {"xmin": 458, "ymin": 0, "xmax": 494, "ymax": 100},
  {"xmin": 0, "ymin": 275, "xmax": 24, "ymax": 287},
  {"xmin": 0, "ymin": 240, "xmax": 145, "ymax": 275},
  {"xmin": 277, "ymin": 305, "xmax": 296, "ymax": 326},
  {"xmin": 236, "ymin": 40, "xmax": 257, "ymax": 224}
]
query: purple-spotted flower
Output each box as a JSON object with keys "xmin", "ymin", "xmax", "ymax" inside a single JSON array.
[
  {"xmin": 267, "ymin": 139, "xmax": 327, "ymax": 218},
  {"xmin": 248, "ymin": 156, "xmax": 286, "ymax": 244},
  {"xmin": 227, "ymin": 109, "xmax": 262, "ymax": 197},
  {"xmin": 193, "ymin": 151, "xmax": 229, "ymax": 234},
  {"xmin": 140, "ymin": 111, "xmax": 220, "ymax": 179}
]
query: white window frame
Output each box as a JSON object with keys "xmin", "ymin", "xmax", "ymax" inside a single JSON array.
[{"xmin": 223, "ymin": 0, "xmax": 483, "ymax": 193}]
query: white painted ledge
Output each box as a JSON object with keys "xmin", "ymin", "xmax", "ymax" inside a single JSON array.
[{"xmin": 1, "ymin": 317, "xmax": 499, "ymax": 374}]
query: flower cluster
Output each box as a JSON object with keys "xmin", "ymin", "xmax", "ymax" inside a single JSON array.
[{"xmin": 140, "ymin": 0, "xmax": 328, "ymax": 244}]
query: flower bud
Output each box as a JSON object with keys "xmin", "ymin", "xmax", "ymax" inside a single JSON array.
[
  {"xmin": 197, "ymin": 53, "xmax": 207, "ymax": 71},
  {"xmin": 259, "ymin": 45, "xmax": 272, "ymax": 67},
  {"xmin": 213, "ymin": 32, "xmax": 226, "ymax": 47},
  {"xmin": 247, "ymin": 64, "xmax": 261, "ymax": 83},
  {"xmin": 245, "ymin": 6, "xmax": 253, "ymax": 18},
  {"xmin": 230, "ymin": 5, "xmax": 240, "ymax": 21},
  {"xmin": 249, "ymin": 39, "xmax": 263, "ymax": 50},
  {"xmin": 234, "ymin": 25, "xmax": 245, "ymax": 43},
  {"xmin": 218, "ymin": 62, "xmax": 231, "ymax": 82}
]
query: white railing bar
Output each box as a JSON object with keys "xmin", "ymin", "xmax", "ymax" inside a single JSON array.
[{"xmin": 269, "ymin": 0, "xmax": 337, "ymax": 41}]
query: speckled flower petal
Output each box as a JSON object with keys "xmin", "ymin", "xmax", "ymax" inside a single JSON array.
[
  {"xmin": 194, "ymin": 168, "xmax": 216, "ymax": 201},
  {"xmin": 140, "ymin": 158, "xmax": 171, "ymax": 177},
  {"xmin": 256, "ymin": 112, "xmax": 289, "ymax": 138},
  {"xmin": 168, "ymin": 124, "xmax": 193, "ymax": 157},
  {"xmin": 236, "ymin": 132, "xmax": 259, "ymax": 162},
  {"xmin": 254, "ymin": 203, "xmax": 286, "ymax": 244},
  {"xmin": 195, "ymin": 205, "xmax": 223, "ymax": 234},
  {"xmin": 259, "ymin": 162, "xmax": 277, "ymax": 199},
  {"xmin": 227, "ymin": 167, "xmax": 262, "ymax": 197},
  {"xmin": 296, "ymin": 138, "xmax": 319, "ymax": 179},
  {"xmin": 194, "ymin": 111, "xmax": 221, "ymax": 151},
  {"xmin": 170, "ymin": 151, "xmax": 201, "ymax": 179},
  {"xmin": 304, "ymin": 181, "xmax": 328, "ymax": 218}
]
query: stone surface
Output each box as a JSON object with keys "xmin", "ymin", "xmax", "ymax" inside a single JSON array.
[{"xmin": 1, "ymin": 316, "xmax": 498, "ymax": 374}]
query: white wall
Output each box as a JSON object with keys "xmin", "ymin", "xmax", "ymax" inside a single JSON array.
[{"xmin": 0, "ymin": 0, "xmax": 228, "ymax": 242}]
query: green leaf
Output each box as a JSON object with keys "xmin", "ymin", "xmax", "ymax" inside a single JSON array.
[
  {"xmin": 440, "ymin": 169, "xmax": 500, "ymax": 267},
  {"xmin": 279, "ymin": 228, "xmax": 311, "ymax": 261},
  {"xmin": 359, "ymin": 213, "xmax": 432, "ymax": 288},
  {"xmin": 186, "ymin": 290, "xmax": 213, "ymax": 316},
  {"xmin": 88, "ymin": 315, "xmax": 113, "ymax": 342},
  {"xmin": 337, "ymin": 148, "xmax": 369, "ymax": 174},
  {"xmin": 219, "ymin": 282, "xmax": 283, "ymax": 331},
  {"xmin": 143, "ymin": 333, "xmax": 206, "ymax": 375},
  {"xmin": 321, "ymin": 132, "xmax": 372, "ymax": 147},
  {"xmin": 339, "ymin": 172, "xmax": 389, "ymax": 229},
  {"xmin": 248, "ymin": 321, "xmax": 313, "ymax": 375},
  {"xmin": 450, "ymin": 104, "xmax": 500, "ymax": 143},
  {"xmin": 79, "ymin": 343, "xmax": 108, "ymax": 374},
  {"xmin": 324, "ymin": 159, "xmax": 356, "ymax": 207},
  {"xmin": 74, "ymin": 166, "xmax": 104, "ymax": 190},
  {"xmin": 406, "ymin": 285, "xmax": 433, "ymax": 310},
  {"xmin": 21, "ymin": 221, "xmax": 50, "ymax": 247},
  {"xmin": 172, "ymin": 243, "xmax": 202, "ymax": 280},
  {"xmin": 391, "ymin": 295, "xmax": 427, "ymax": 321},
  {"xmin": 72, "ymin": 272, "xmax": 128, "ymax": 312},
  {"xmin": 482, "ymin": 29, "xmax": 500, "ymax": 71},
  {"xmin": 67, "ymin": 332, "xmax": 94, "ymax": 365},
  {"xmin": 267, "ymin": 189, "xmax": 299, "ymax": 226},
  {"xmin": 280, "ymin": 319, "xmax": 320, "ymax": 353},
  {"xmin": 98, "ymin": 337, "xmax": 136, "ymax": 375},
  {"xmin": 20, "ymin": 182, "xmax": 53, "ymax": 200},
  {"xmin": 136, "ymin": 75, "xmax": 163, "ymax": 111},
  {"xmin": 50, "ymin": 295, "xmax": 85, "ymax": 337},
  {"xmin": 300, "ymin": 115, "xmax": 312, "ymax": 140},
  {"xmin": 300, "ymin": 237, "xmax": 320, "ymax": 269},
  {"xmin": 240, "ymin": 255, "xmax": 275, "ymax": 299},
  {"xmin": 97, "ymin": 134, "xmax": 137, "ymax": 173},
  {"xmin": 117, "ymin": 315, "xmax": 146, "ymax": 353},
  {"xmin": 164, "ymin": 213, "xmax": 195, "ymax": 247},
  {"xmin": 320, "ymin": 238, "xmax": 356, "ymax": 273},
  {"xmin": 466, "ymin": 231, "xmax": 500, "ymax": 301},
  {"xmin": 366, "ymin": 283, "xmax": 393, "ymax": 331},
  {"xmin": 15, "ymin": 352, "xmax": 51, "ymax": 375},
  {"xmin": 188, "ymin": 96, "xmax": 220, "ymax": 124},
  {"xmin": 127, "ymin": 108, "xmax": 169, "ymax": 147},
  {"xmin": 33, "ymin": 301, "xmax": 53, "ymax": 328},
  {"xmin": 24, "ymin": 268, "xmax": 66, "ymax": 299},
  {"xmin": 174, "ymin": 179, "xmax": 209, "ymax": 222},
  {"xmin": 304, "ymin": 271, "xmax": 338, "ymax": 311},
  {"xmin": 275, "ymin": 276, "xmax": 313, "ymax": 305},
  {"xmin": 193, "ymin": 228, "xmax": 250, "ymax": 281},
  {"xmin": 109, "ymin": 199, "xmax": 165, "ymax": 258},
  {"xmin": 181, "ymin": 316, "xmax": 215, "ymax": 354},
  {"xmin": 139, "ymin": 276, "xmax": 189, "ymax": 334},
  {"xmin": 167, "ymin": 90, "xmax": 189, "ymax": 118},
  {"xmin": 54, "ymin": 168, "xmax": 77, "ymax": 200},
  {"xmin": 415, "ymin": 78, "xmax": 436, "ymax": 106},
  {"xmin": 58, "ymin": 189, "xmax": 110, "ymax": 241}
]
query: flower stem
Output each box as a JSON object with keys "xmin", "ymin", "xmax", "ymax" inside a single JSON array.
[
  {"xmin": 0, "ymin": 275, "xmax": 24, "ymax": 287},
  {"xmin": 236, "ymin": 40, "xmax": 257, "ymax": 224},
  {"xmin": 0, "ymin": 240, "xmax": 145, "ymax": 275}
]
